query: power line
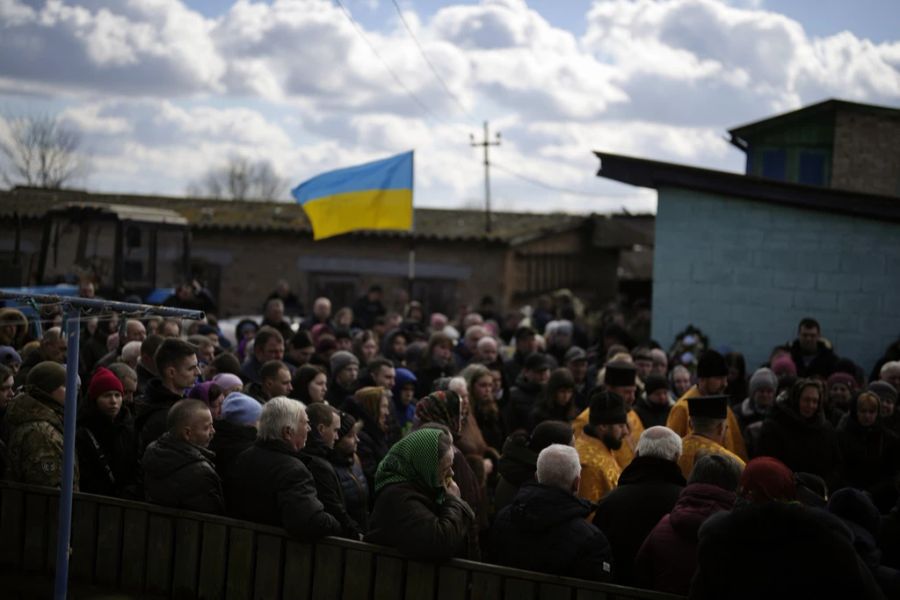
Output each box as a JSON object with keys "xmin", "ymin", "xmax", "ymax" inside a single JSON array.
[
  {"xmin": 490, "ymin": 160, "xmax": 604, "ymax": 198},
  {"xmin": 389, "ymin": 0, "xmax": 471, "ymax": 118}
]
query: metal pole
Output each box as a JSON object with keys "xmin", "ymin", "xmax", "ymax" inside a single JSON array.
[
  {"xmin": 53, "ymin": 305, "xmax": 81, "ymax": 600},
  {"xmin": 483, "ymin": 121, "xmax": 492, "ymax": 234}
]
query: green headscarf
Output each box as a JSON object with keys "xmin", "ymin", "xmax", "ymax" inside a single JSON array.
[{"xmin": 375, "ymin": 428, "xmax": 446, "ymax": 503}]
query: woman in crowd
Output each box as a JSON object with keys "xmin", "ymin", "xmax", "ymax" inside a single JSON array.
[
  {"xmin": 530, "ymin": 368, "xmax": 577, "ymax": 428},
  {"xmin": 347, "ymin": 386, "xmax": 390, "ymax": 495},
  {"xmin": 461, "ymin": 363, "xmax": 505, "ymax": 451},
  {"xmin": 292, "ymin": 364, "xmax": 328, "ymax": 404},
  {"xmin": 329, "ymin": 411, "xmax": 369, "ymax": 528}
]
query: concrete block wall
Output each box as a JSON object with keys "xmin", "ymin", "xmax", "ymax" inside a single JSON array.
[{"xmin": 651, "ymin": 186, "xmax": 900, "ymax": 372}]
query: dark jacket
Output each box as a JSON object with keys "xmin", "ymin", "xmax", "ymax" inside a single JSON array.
[
  {"xmin": 75, "ymin": 407, "xmax": 140, "ymax": 498},
  {"xmin": 134, "ymin": 379, "xmax": 183, "ymax": 455},
  {"xmin": 837, "ymin": 415, "xmax": 900, "ymax": 513},
  {"xmin": 346, "ymin": 400, "xmax": 389, "ymax": 498},
  {"xmin": 635, "ymin": 483, "xmax": 735, "ymax": 595},
  {"xmin": 208, "ymin": 419, "xmax": 256, "ymax": 481},
  {"xmin": 593, "ymin": 455, "xmax": 686, "ymax": 585},
  {"xmin": 633, "ymin": 396, "xmax": 672, "ymax": 429},
  {"xmin": 790, "ymin": 339, "xmax": 838, "ymax": 379},
  {"xmin": 142, "ymin": 433, "xmax": 224, "ymax": 515},
  {"xmin": 329, "ymin": 450, "xmax": 369, "ymax": 534},
  {"xmin": 6, "ymin": 388, "xmax": 79, "ymax": 489},
  {"xmin": 756, "ymin": 400, "xmax": 842, "ymax": 488},
  {"xmin": 503, "ymin": 375, "xmax": 543, "ymax": 434},
  {"xmin": 300, "ymin": 436, "xmax": 362, "ymax": 539},
  {"xmin": 365, "ymin": 482, "xmax": 475, "ymax": 560},
  {"xmin": 690, "ymin": 502, "xmax": 885, "ymax": 600},
  {"xmin": 227, "ymin": 439, "xmax": 341, "ymax": 540},
  {"xmin": 351, "ymin": 295, "xmax": 385, "ymax": 330},
  {"xmin": 491, "ymin": 482, "xmax": 613, "ymax": 581},
  {"xmin": 494, "ymin": 436, "xmax": 538, "ymax": 515},
  {"xmin": 240, "ymin": 355, "xmax": 264, "ymax": 386}
]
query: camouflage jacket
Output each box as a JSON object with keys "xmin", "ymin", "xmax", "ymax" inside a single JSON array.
[{"xmin": 6, "ymin": 388, "xmax": 79, "ymax": 489}]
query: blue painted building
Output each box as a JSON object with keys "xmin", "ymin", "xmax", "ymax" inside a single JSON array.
[{"xmin": 597, "ymin": 99, "xmax": 900, "ymax": 372}]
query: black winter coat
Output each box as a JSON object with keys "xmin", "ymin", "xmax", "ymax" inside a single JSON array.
[
  {"xmin": 142, "ymin": 433, "xmax": 224, "ymax": 515},
  {"xmin": 346, "ymin": 401, "xmax": 389, "ymax": 498},
  {"xmin": 503, "ymin": 376, "xmax": 542, "ymax": 434},
  {"xmin": 494, "ymin": 436, "xmax": 538, "ymax": 515},
  {"xmin": 208, "ymin": 419, "xmax": 256, "ymax": 481},
  {"xmin": 365, "ymin": 482, "xmax": 475, "ymax": 560},
  {"xmin": 300, "ymin": 437, "xmax": 362, "ymax": 539},
  {"xmin": 691, "ymin": 503, "xmax": 885, "ymax": 600},
  {"xmin": 330, "ymin": 450, "xmax": 369, "ymax": 533},
  {"xmin": 789, "ymin": 340, "xmax": 838, "ymax": 379},
  {"xmin": 837, "ymin": 419, "xmax": 900, "ymax": 513},
  {"xmin": 134, "ymin": 379, "xmax": 183, "ymax": 455},
  {"xmin": 227, "ymin": 439, "xmax": 341, "ymax": 540},
  {"xmin": 593, "ymin": 455, "xmax": 686, "ymax": 585},
  {"xmin": 491, "ymin": 482, "xmax": 613, "ymax": 581},
  {"xmin": 756, "ymin": 401, "xmax": 842, "ymax": 488},
  {"xmin": 75, "ymin": 408, "xmax": 140, "ymax": 498}
]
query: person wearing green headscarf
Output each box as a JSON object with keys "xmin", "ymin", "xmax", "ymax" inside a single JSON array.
[{"xmin": 365, "ymin": 427, "xmax": 475, "ymax": 560}]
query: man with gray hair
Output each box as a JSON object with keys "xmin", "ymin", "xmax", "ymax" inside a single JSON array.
[
  {"xmin": 227, "ymin": 397, "xmax": 341, "ymax": 540},
  {"xmin": 490, "ymin": 444, "xmax": 613, "ymax": 581},
  {"xmin": 592, "ymin": 426, "xmax": 686, "ymax": 585}
]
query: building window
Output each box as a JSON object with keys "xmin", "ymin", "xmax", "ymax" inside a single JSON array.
[
  {"xmin": 761, "ymin": 149, "xmax": 787, "ymax": 180},
  {"xmin": 798, "ymin": 150, "xmax": 827, "ymax": 186}
]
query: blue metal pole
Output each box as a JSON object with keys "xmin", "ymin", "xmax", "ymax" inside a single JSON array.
[{"xmin": 53, "ymin": 306, "xmax": 81, "ymax": 600}]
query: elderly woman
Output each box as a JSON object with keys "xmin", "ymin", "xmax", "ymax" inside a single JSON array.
[{"xmin": 365, "ymin": 427, "xmax": 475, "ymax": 560}]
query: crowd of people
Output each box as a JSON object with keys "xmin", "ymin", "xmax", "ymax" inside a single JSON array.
[{"xmin": 1, "ymin": 283, "xmax": 900, "ymax": 598}]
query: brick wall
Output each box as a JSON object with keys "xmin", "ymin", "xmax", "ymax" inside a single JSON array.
[
  {"xmin": 831, "ymin": 111, "xmax": 900, "ymax": 197},
  {"xmin": 652, "ymin": 187, "xmax": 900, "ymax": 372}
]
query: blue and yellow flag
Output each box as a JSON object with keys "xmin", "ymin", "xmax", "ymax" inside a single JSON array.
[{"xmin": 291, "ymin": 151, "xmax": 414, "ymax": 240}]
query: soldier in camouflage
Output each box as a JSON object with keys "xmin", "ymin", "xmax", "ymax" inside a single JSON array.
[{"xmin": 6, "ymin": 361, "xmax": 79, "ymax": 489}]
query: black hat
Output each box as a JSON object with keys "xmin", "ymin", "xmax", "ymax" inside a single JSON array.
[
  {"xmin": 687, "ymin": 395, "xmax": 729, "ymax": 419},
  {"xmin": 644, "ymin": 374, "xmax": 669, "ymax": 396},
  {"xmin": 524, "ymin": 352, "xmax": 553, "ymax": 372},
  {"xmin": 697, "ymin": 350, "xmax": 728, "ymax": 378},
  {"xmin": 564, "ymin": 346, "xmax": 587, "ymax": 364},
  {"xmin": 605, "ymin": 361, "xmax": 636, "ymax": 387},
  {"xmin": 589, "ymin": 390, "xmax": 627, "ymax": 425}
]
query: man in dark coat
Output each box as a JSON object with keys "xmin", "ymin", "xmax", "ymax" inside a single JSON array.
[
  {"xmin": 503, "ymin": 352, "xmax": 551, "ymax": 434},
  {"xmin": 134, "ymin": 338, "xmax": 200, "ymax": 454},
  {"xmin": 300, "ymin": 403, "xmax": 361, "ymax": 539},
  {"xmin": 240, "ymin": 327, "xmax": 287, "ymax": 385},
  {"xmin": 789, "ymin": 317, "xmax": 838, "ymax": 379},
  {"xmin": 208, "ymin": 392, "xmax": 261, "ymax": 481},
  {"xmin": 593, "ymin": 426, "xmax": 686, "ymax": 585},
  {"xmin": 352, "ymin": 285, "xmax": 386, "ymax": 330},
  {"xmin": 142, "ymin": 399, "xmax": 224, "ymax": 514},
  {"xmin": 227, "ymin": 397, "xmax": 341, "ymax": 540},
  {"xmin": 491, "ymin": 443, "xmax": 613, "ymax": 581}
]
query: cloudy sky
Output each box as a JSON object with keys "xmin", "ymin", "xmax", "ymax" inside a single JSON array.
[{"xmin": 1, "ymin": 0, "xmax": 898, "ymax": 214}]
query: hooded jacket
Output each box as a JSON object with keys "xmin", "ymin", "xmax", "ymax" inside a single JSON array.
[
  {"xmin": 75, "ymin": 406, "xmax": 139, "ymax": 498},
  {"xmin": 490, "ymin": 482, "xmax": 613, "ymax": 581},
  {"xmin": 634, "ymin": 483, "xmax": 735, "ymax": 595},
  {"xmin": 300, "ymin": 435, "xmax": 362, "ymax": 539},
  {"xmin": 142, "ymin": 432, "xmax": 224, "ymax": 514},
  {"xmin": 6, "ymin": 388, "xmax": 79, "ymax": 489}
]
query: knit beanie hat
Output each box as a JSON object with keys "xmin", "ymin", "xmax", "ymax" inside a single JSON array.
[
  {"xmin": 27, "ymin": 361, "xmax": 67, "ymax": 395},
  {"xmin": 749, "ymin": 368, "xmax": 777, "ymax": 398},
  {"xmin": 868, "ymin": 380, "xmax": 898, "ymax": 405},
  {"xmin": 739, "ymin": 457, "xmax": 796, "ymax": 504},
  {"xmin": 644, "ymin": 374, "xmax": 669, "ymax": 396},
  {"xmin": 697, "ymin": 350, "xmax": 728, "ymax": 378},
  {"xmin": 826, "ymin": 372, "xmax": 856, "ymax": 392},
  {"xmin": 212, "ymin": 373, "xmax": 244, "ymax": 392},
  {"xmin": 220, "ymin": 392, "xmax": 263, "ymax": 426},
  {"xmin": 188, "ymin": 381, "xmax": 216, "ymax": 403},
  {"xmin": 330, "ymin": 350, "xmax": 359, "ymax": 376},
  {"xmin": 0, "ymin": 345, "xmax": 22, "ymax": 366},
  {"xmin": 337, "ymin": 411, "xmax": 361, "ymax": 439},
  {"xmin": 88, "ymin": 367, "xmax": 124, "ymax": 401},
  {"xmin": 770, "ymin": 355, "xmax": 797, "ymax": 377}
]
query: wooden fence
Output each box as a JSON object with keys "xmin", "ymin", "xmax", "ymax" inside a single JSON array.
[{"xmin": 0, "ymin": 480, "xmax": 683, "ymax": 600}]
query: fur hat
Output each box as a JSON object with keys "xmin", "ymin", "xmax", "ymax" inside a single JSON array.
[{"xmin": 88, "ymin": 367, "xmax": 124, "ymax": 401}]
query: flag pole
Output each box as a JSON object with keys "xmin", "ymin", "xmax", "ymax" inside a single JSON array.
[{"xmin": 407, "ymin": 151, "xmax": 416, "ymax": 300}]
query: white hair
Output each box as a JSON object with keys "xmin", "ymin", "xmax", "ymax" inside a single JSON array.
[
  {"xmin": 257, "ymin": 396, "xmax": 306, "ymax": 441},
  {"xmin": 448, "ymin": 376, "xmax": 467, "ymax": 395},
  {"xmin": 536, "ymin": 444, "xmax": 581, "ymax": 491},
  {"xmin": 476, "ymin": 336, "xmax": 497, "ymax": 350},
  {"xmin": 636, "ymin": 426, "xmax": 683, "ymax": 462},
  {"xmin": 881, "ymin": 361, "xmax": 900, "ymax": 377},
  {"xmin": 121, "ymin": 341, "xmax": 142, "ymax": 364}
]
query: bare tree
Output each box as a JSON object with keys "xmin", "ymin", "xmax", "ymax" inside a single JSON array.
[
  {"xmin": 0, "ymin": 114, "xmax": 88, "ymax": 188},
  {"xmin": 188, "ymin": 155, "xmax": 286, "ymax": 201}
]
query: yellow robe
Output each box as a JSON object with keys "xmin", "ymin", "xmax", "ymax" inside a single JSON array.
[
  {"xmin": 677, "ymin": 433, "xmax": 747, "ymax": 479},
  {"xmin": 575, "ymin": 433, "xmax": 622, "ymax": 503},
  {"xmin": 612, "ymin": 410, "xmax": 644, "ymax": 470},
  {"xmin": 572, "ymin": 407, "xmax": 589, "ymax": 441},
  {"xmin": 666, "ymin": 385, "xmax": 748, "ymax": 461}
]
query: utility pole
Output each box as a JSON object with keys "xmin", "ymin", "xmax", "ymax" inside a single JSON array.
[{"xmin": 470, "ymin": 121, "xmax": 501, "ymax": 233}]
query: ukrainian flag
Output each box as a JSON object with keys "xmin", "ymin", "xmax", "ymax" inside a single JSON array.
[{"xmin": 292, "ymin": 151, "xmax": 414, "ymax": 241}]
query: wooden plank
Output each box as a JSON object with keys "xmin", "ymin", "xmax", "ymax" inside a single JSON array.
[
  {"xmin": 437, "ymin": 566, "xmax": 468, "ymax": 600},
  {"xmin": 282, "ymin": 540, "xmax": 314, "ymax": 600},
  {"xmin": 373, "ymin": 555, "xmax": 404, "ymax": 600},
  {"xmin": 225, "ymin": 527, "xmax": 255, "ymax": 600},
  {"xmin": 44, "ymin": 496, "xmax": 59, "ymax": 575},
  {"xmin": 312, "ymin": 543, "xmax": 343, "ymax": 600},
  {"xmin": 22, "ymin": 493, "xmax": 49, "ymax": 572},
  {"xmin": 172, "ymin": 518, "xmax": 202, "ymax": 598},
  {"xmin": 0, "ymin": 487, "xmax": 25, "ymax": 568},
  {"xmin": 470, "ymin": 571, "xmax": 502, "ymax": 600},
  {"xmin": 253, "ymin": 534, "xmax": 283, "ymax": 600},
  {"xmin": 70, "ymin": 497, "xmax": 98, "ymax": 583},
  {"xmin": 342, "ymin": 549, "xmax": 374, "ymax": 600},
  {"xmin": 145, "ymin": 514, "xmax": 175, "ymax": 596},
  {"xmin": 198, "ymin": 522, "xmax": 228, "ymax": 600},
  {"xmin": 505, "ymin": 578, "xmax": 537, "ymax": 600},
  {"xmin": 404, "ymin": 561, "xmax": 436, "ymax": 599},
  {"xmin": 120, "ymin": 508, "xmax": 149, "ymax": 591},
  {"xmin": 94, "ymin": 505, "xmax": 123, "ymax": 587},
  {"xmin": 538, "ymin": 582, "xmax": 572, "ymax": 600}
]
